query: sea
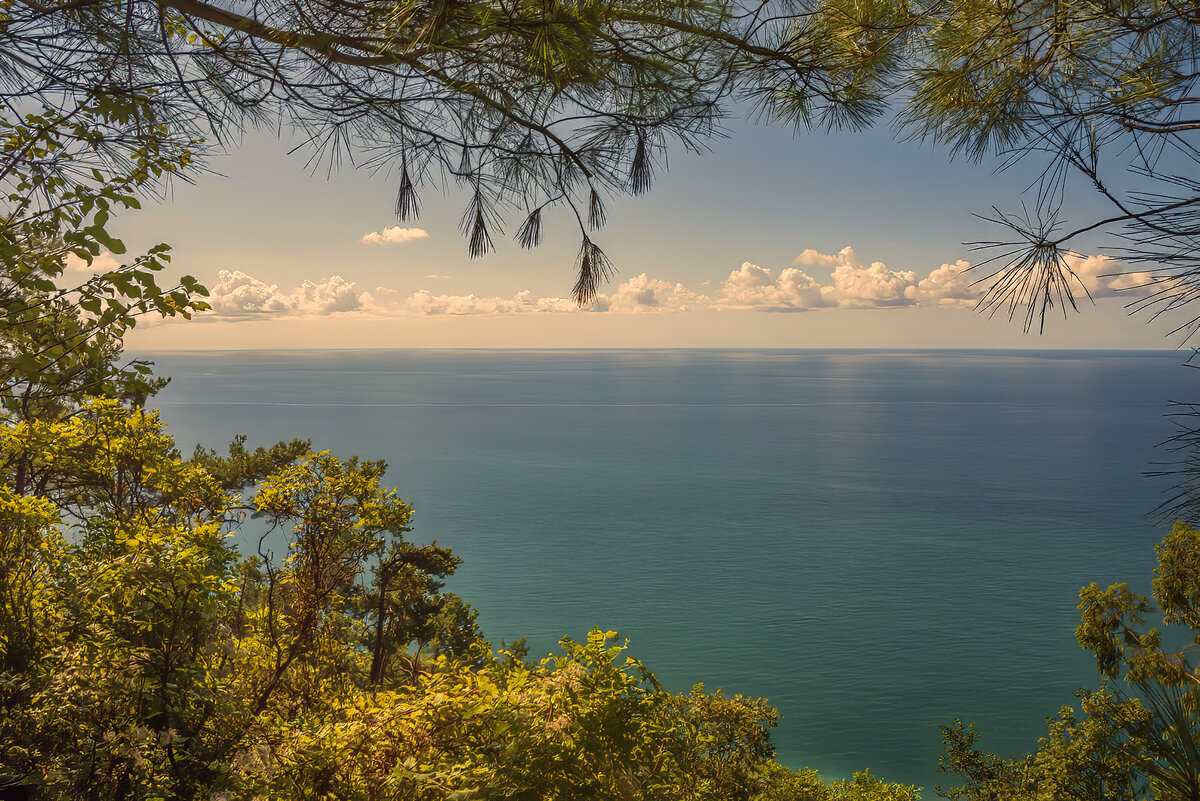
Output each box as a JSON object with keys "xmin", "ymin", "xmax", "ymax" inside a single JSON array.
[{"xmin": 139, "ymin": 348, "xmax": 1198, "ymax": 792}]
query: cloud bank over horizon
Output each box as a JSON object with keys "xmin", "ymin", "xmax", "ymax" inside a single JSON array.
[
  {"xmin": 198, "ymin": 246, "xmax": 1149, "ymax": 321},
  {"xmin": 208, "ymin": 270, "xmax": 362, "ymax": 317}
]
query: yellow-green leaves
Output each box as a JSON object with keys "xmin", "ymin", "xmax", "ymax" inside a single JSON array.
[
  {"xmin": 1074, "ymin": 524, "xmax": 1200, "ymax": 687},
  {"xmin": 1, "ymin": 399, "xmax": 227, "ymax": 526},
  {"xmin": 0, "ymin": 484, "xmax": 64, "ymax": 673},
  {"xmin": 1153, "ymin": 521, "xmax": 1200, "ymax": 630},
  {"xmin": 227, "ymin": 628, "xmax": 804, "ymax": 801},
  {"xmin": 255, "ymin": 451, "xmax": 413, "ymax": 646}
]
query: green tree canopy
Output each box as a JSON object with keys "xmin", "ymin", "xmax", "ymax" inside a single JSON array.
[{"xmin": 888, "ymin": 0, "xmax": 1200, "ymax": 335}]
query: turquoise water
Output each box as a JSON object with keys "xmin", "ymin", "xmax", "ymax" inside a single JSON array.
[{"xmin": 142, "ymin": 349, "xmax": 1194, "ymax": 791}]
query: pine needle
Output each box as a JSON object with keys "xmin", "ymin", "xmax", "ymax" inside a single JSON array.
[
  {"xmin": 571, "ymin": 235, "xmax": 615, "ymax": 304},
  {"xmin": 395, "ymin": 164, "xmax": 420, "ymax": 221},
  {"xmin": 460, "ymin": 194, "xmax": 495, "ymax": 258},
  {"xmin": 588, "ymin": 188, "xmax": 607, "ymax": 229},
  {"xmin": 515, "ymin": 206, "xmax": 542, "ymax": 249}
]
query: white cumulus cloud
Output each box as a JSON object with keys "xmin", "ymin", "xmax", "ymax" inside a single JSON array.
[
  {"xmin": 199, "ymin": 247, "xmax": 1069, "ymax": 323},
  {"xmin": 593, "ymin": 273, "xmax": 709, "ymax": 313},
  {"xmin": 790, "ymin": 246, "xmax": 983, "ymax": 309},
  {"xmin": 794, "ymin": 246, "xmax": 856, "ymax": 269},
  {"xmin": 719, "ymin": 263, "xmax": 831, "ymax": 311},
  {"xmin": 208, "ymin": 271, "xmax": 365, "ymax": 317},
  {"xmin": 362, "ymin": 274, "xmax": 708, "ymax": 316},
  {"xmin": 360, "ymin": 226, "xmax": 430, "ymax": 245},
  {"xmin": 401, "ymin": 289, "xmax": 578, "ymax": 315},
  {"xmin": 904, "ymin": 259, "xmax": 978, "ymax": 308},
  {"xmin": 1064, "ymin": 253, "xmax": 1154, "ymax": 298},
  {"xmin": 825, "ymin": 259, "xmax": 919, "ymax": 308}
]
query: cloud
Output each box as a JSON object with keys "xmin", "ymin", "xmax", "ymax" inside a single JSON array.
[
  {"xmin": 719, "ymin": 263, "xmax": 832, "ymax": 311},
  {"xmin": 364, "ymin": 254, "xmax": 987, "ymax": 316},
  {"xmin": 360, "ymin": 226, "xmax": 430, "ymax": 245},
  {"xmin": 203, "ymin": 246, "xmax": 1132, "ymax": 322},
  {"xmin": 358, "ymin": 284, "xmax": 577, "ymax": 316},
  {"xmin": 208, "ymin": 271, "xmax": 365, "ymax": 317},
  {"xmin": 794, "ymin": 246, "xmax": 855, "ymax": 269},
  {"xmin": 789, "ymin": 246, "xmax": 983, "ymax": 309},
  {"xmin": 593, "ymin": 273, "xmax": 709, "ymax": 313},
  {"xmin": 904, "ymin": 259, "xmax": 978, "ymax": 308},
  {"xmin": 363, "ymin": 273, "xmax": 706, "ymax": 316},
  {"xmin": 400, "ymin": 289, "xmax": 578, "ymax": 315},
  {"xmin": 64, "ymin": 251, "xmax": 121, "ymax": 273},
  {"xmin": 825, "ymin": 257, "xmax": 919, "ymax": 308},
  {"xmin": 1064, "ymin": 253, "xmax": 1154, "ymax": 298}
]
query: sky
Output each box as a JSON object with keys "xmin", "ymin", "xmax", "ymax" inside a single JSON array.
[{"xmin": 106, "ymin": 113, "xmax": 1177, "ymax": 350}]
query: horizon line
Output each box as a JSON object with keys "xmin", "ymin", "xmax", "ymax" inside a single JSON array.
[{"xmin": 127, "ymin": 345, "xmax": 1186, "ymax": 354}]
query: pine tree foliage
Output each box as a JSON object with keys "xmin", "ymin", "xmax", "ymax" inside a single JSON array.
[
  {"xmin": 890, "ymin": 0, "xmax": 1200, "ymax": 333},
  {"xmin": 0, "ymin": 0, "xmax": 884, "ymax": 302}
]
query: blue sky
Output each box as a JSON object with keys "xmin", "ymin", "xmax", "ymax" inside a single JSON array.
[{"xmin": 110, "ymin": 111, "xmax": 1172, "ymax": 349}]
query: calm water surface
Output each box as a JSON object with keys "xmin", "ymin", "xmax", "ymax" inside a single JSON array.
[{"xmin": 141, "ymin": 349, "xmax": 1195, "ymax": 791}]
